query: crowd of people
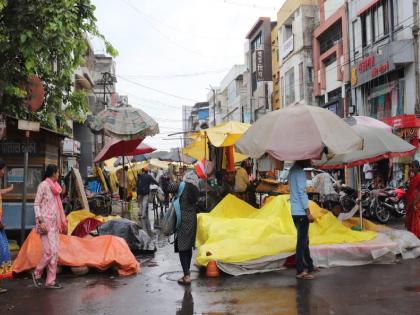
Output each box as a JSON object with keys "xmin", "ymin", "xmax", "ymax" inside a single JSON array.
[{"xmin": 0, "ymin": 157, "xmax": 419, "ymax": 291}]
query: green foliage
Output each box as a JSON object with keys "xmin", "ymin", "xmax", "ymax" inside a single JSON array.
[{"xmin": 0, "ymin": 0, "xmax": 117, "ymax": 130}]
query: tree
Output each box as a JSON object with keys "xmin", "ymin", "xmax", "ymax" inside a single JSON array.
[{"xmin": 0, "ymin": 0, "xmax": 117, "ymax": 131}]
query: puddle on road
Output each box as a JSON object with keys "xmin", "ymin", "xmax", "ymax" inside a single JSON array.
[{"xmin": 160, "ymin": 270, "xmax": 199, "ymax": 282}]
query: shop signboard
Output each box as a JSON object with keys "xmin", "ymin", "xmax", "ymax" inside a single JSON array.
[
  {"xmin": 256, "ymin": 49, "xmax": 264, "ymax": 81},
  {"xmin": 0, "ymin": 141, "xmax": 40, "ymax": 155},
  {"xmin": 351, "ymin": 44, "xmax": 395, "ymax": 87}
]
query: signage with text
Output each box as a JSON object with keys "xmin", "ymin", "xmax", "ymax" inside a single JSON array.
[
  {"xmin": 256, "ymin": 49, "xmax": 264, "ymax": 81},
  {"xmin": 352, "ymin": 44, "xmax": 395, "ymax": 86}
]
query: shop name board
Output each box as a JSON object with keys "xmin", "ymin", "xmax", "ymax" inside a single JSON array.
[
  {"xmin": 352, "ymin": 44, "xmax": 395, "ymax": 86},
  {"xmin": 357, "ymin": 55, "xmax": 390, "ymax": 78},
  {"xmin": 0, "ymin": 141, "xmax": 39, "ymax": 155},
  {"xmin": 256, "ymin": 49, "xmax": 264, "ymax": 81}
]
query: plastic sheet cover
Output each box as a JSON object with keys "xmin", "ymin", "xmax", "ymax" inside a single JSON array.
[{"xmin": 196, "ymin": 194, "xmax": 377, "ymax": 266}]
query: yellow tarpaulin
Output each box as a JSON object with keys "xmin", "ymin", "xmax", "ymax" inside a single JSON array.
[
  {"xmin": 196, "ymin": 195, "xmax": 377, "ymax": 266},
  {"xmin": 67, "ymin": 209, "xmax": 121, "ymax": 235},
  {"xmin": 183, "ymin": 121, "xmax": 250, "ymax": 162}
]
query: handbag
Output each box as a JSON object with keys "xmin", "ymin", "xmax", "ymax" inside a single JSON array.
[{"xmin": 161, "ymin": 182, "xmax": 185, "ymax": 236}]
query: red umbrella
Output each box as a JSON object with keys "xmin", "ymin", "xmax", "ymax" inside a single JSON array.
[
  {"xmin": 129, "ymin": 142, "xmax": 156, "ymax": 156},
  {"xmin": 94, "ymin": 138, "xmax": 143, "ymax": 163}
]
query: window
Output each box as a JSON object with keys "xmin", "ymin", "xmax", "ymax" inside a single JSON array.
[
  {"xmin": 352, "ymin": 19, "xmax": 362, "ymax": 55},
  {"xmin": 362, "ymin": 12, "xmax": 372, "ymax": 47},
  {"xmin": 284, "ymin": 68, "xmax": 295, "ymax": 105},
  {"xmin": 5, "ymin": 166, "xmax": 44, "ymax": 195},
  {"xmin": 299, "ymin": 62, "xmax": 304, "ymax": 100},
  {"xmin": 251, "ymin": 33, "xmax": 262, "ymax": 51},
  {"xmin": 307, "ymin": 67, "xmax": 313, "ymax": 83},
  {"xmin": 392, "ymin": 0, "xmax": 403, "ymax": 29},
  {"xmin": 284, "ymin": 24, "xmax": 293, "ymax": 42},
  {"xmin": 361, "ymin": 1, "xmax": 389, "ymax": 46}
]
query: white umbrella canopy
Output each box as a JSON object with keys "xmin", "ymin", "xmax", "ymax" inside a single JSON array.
[
  {"xmin": 344, "ymin": 116, "xmax": 393, "ymax": 133},
  {"xmin": 235, "ymin": 103, "xmax": 362, "ymax": 161},
  {"xmin": 314, "ymin": 125, "xmax": 416, "ymax": 169}
]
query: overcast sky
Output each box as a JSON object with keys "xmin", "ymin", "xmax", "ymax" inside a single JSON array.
[{"xmin": 92, "ymin": 0, "xmax": 283, "ymax": 151}]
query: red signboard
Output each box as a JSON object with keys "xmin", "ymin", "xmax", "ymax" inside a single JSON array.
[{"xmin": 383, "ymin": 115, "xmax": 420, "ymax": 129}]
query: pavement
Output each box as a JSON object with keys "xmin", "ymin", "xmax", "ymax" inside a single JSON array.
[{"xmin": 1, "ymin": 216, "xmax": 419, "ymax": 315}]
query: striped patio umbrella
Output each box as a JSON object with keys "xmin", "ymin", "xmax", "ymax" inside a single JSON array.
[{"xmin": 90, "ymin": 105, "xmax": 159, "ymax": 140}]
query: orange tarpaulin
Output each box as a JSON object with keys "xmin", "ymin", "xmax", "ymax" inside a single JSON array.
[{"xmin": 12, "ymin": 230, "xmax": 140, "ymax": 276}]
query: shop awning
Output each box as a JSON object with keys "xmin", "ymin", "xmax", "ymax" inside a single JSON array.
[{"xmin": 367, "ymin": 83, "xmax": 396, "ymax": 100}]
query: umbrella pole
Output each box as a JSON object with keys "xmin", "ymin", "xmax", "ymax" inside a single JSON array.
[
  {"xmin": 204, "ymin": 132, "xmax": 208, "ymax": 210},
  {"xmin": 358, "ymin": 166, "xmax": 363, "ymax": 230},
  {"xmin": 122, "ymin": 156, "xmax": 127, "ymax": 218}
]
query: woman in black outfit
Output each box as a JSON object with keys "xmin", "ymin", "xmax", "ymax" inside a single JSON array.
[{"xmin": 176, "ymin": 171, "xmax": 200, "ymax": 285}]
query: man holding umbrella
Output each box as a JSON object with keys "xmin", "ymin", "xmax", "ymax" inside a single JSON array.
[{"xmin": 289, "ymin": 160, "xmax": 319, "ymax": 280}]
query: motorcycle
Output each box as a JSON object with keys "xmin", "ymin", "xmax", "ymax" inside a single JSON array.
[
  {"xmin": 368, "ymin": 189, "xmax": 391, "ymax": 224},
  {"xmin": 379, "ymin": 185, "xmax": 407, "ymax": 217}
]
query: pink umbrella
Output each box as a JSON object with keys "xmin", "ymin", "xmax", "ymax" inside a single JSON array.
[
  {"xmin": 344, "ymin": 116, "xmax": 392, "ymax": 132},
  {"xmin": 94, "ymin": 138, "xmax": 155, "ymax": 163}
]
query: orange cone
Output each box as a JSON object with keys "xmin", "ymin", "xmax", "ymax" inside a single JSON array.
[{"xmin": 206, "ymin": 260, "xmax": 220, "ymax": 278}]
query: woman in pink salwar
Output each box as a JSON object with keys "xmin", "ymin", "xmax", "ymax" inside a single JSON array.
[{"xmin": 32, "ymin": 165, "xmax": 67, "ymax": 289}]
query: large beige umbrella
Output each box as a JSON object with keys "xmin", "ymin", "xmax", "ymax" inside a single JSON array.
[{"xmin": 235, "ymin": 103, "xmax": 362, "ymax": 160}]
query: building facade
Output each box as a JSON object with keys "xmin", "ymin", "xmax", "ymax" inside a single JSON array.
[
  {"xmin": 215, "ymin": 64, "xmax": 247, "ymax": 123},
  {"xmin": 313, "ymin": 0, "xmax": 350, "ymax": 117},
  {"xmin": 278, "ymin": 0, "xmax": 318, "ymax": 108},
  {"xmin": 244, "ymin": 17, "xmax": 275, "ymax": 123},
  {"xmin": 271, "ymin": 23, "xmax": 281, "ymax": 110},
  {"xmin": 348, "ymin": 0, "xmax": 420, "ymax": 178}
]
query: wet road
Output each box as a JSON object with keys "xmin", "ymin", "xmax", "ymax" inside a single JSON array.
[{"xmin": 1, "ymin": 236, "xmax": 419, "ymax": 315}]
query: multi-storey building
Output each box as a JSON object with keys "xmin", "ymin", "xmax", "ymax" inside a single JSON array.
[
  {"xmin": 348, "ymin": 0, "xmax": 420, "ymax": 164},
  {"xmin": 244, "ymin": 17, "xmax": 275, "ymax": 122},
  {"xmin": 313, "ymin": 0, "xmax": 350, "ymax": 116},
  {"xmin": 278, "ymin": 0, "xmax": 318, "ymax": 108}
]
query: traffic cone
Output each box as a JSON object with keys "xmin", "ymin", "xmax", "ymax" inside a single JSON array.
[{"xmin": 206, "ymin": 260, "xmax": 220, "ymax": 278}]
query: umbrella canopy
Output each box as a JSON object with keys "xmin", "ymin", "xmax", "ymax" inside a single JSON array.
[
  {"xmin": 94, "ymin": 138, "xmax": 144, "ymax": 163},
  {"xmin": 131, "ymin": 154, "xmax": 149, "ymax": 163},
  {"xmin": 112, "ymin": 143, "xmax": 156, "ymax": 166},
  {"xmin": 344, "ymin": 116, "xmax": 392, "ymax": 132},
  {"xmin": 204, "ymin": 121, "xmax": 251, "ymax": 147},
  {"xmin": 183, "ymin": 121, "xmax": 250, "ymax": 162},
  {"xmin": 314, "ymin": 125, "xmax": 416, "ymax": 169},
  {"xmin": 90, "ymin": 105, "xmax": 159, "ymax": 140},
  {"xmin": 235, "ymin": 103, "xmax": 362, "ymax": 160},
  {"xmin": 183, "ymin": 134, "xmax": 248, "ymax": 162},
  {"xmin": 159, "ymin": 150, "xmax": 196, "ymax": 164}
]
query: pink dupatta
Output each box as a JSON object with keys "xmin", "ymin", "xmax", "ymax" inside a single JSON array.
[{"xmin": 45, "ymin": 178, "xmax": 67, "ymax": 234}]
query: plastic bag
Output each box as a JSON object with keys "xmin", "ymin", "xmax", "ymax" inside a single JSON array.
[{"xmin": 161, "ymin": 204, "xmax": 176, "ymax": 236}]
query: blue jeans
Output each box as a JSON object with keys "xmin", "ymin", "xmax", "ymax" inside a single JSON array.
[{"xmin": 292, "ymin": 215, "xmax": 314, "ymax": 274}]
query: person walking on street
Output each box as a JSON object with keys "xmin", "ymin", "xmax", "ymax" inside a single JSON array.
[
  {"xmin": 406, "ymin": 160, "xmax": 420, "ymax": 238},
  {"xmin": 137, "ymin": 165, "xmax": 158, "ymax": 235},
  {"xmin": 32, "ymin": 164, "xmax": 67, "ymax": 289},
  {"xmin": 116, "ymin": 166, "xmax": 129, "ymax": 201},
  {"xmin": 176, "ymin": 171, "xmax": 200, "ymax": 285},
  {"xmin": 0, "ymin": 159, "xmax": 14, "ymax": 293},
  {"xmin": 289, "ymin": 160, "xmax": 319, "ymax": 280}
]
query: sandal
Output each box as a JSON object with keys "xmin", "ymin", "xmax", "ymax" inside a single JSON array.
[
  {"xmin": 0, "ymin": 288, "xmax": 7, "ymax": 293},
  {"xmin": 177, "ymin": 277, "xmax": 191, "ymax": 286},
  {"xmin": 45, "ymin": 282, "xmax": 62, "ymax": 289},
  {"xmin": 31, "ymin": 272, "xmax": 43, "ymax": 288},
  {"xmin": 296, "ymin": 272, "xmax": 314, "ymax": 280},
  {"xmin": 309, "ymin": 267, "xmax": 321, "ymax": 273}
]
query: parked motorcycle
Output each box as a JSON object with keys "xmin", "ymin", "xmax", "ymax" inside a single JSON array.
[{"xmin": 379, "ymin": 185, "xmax": 407, "ymax": 217}]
